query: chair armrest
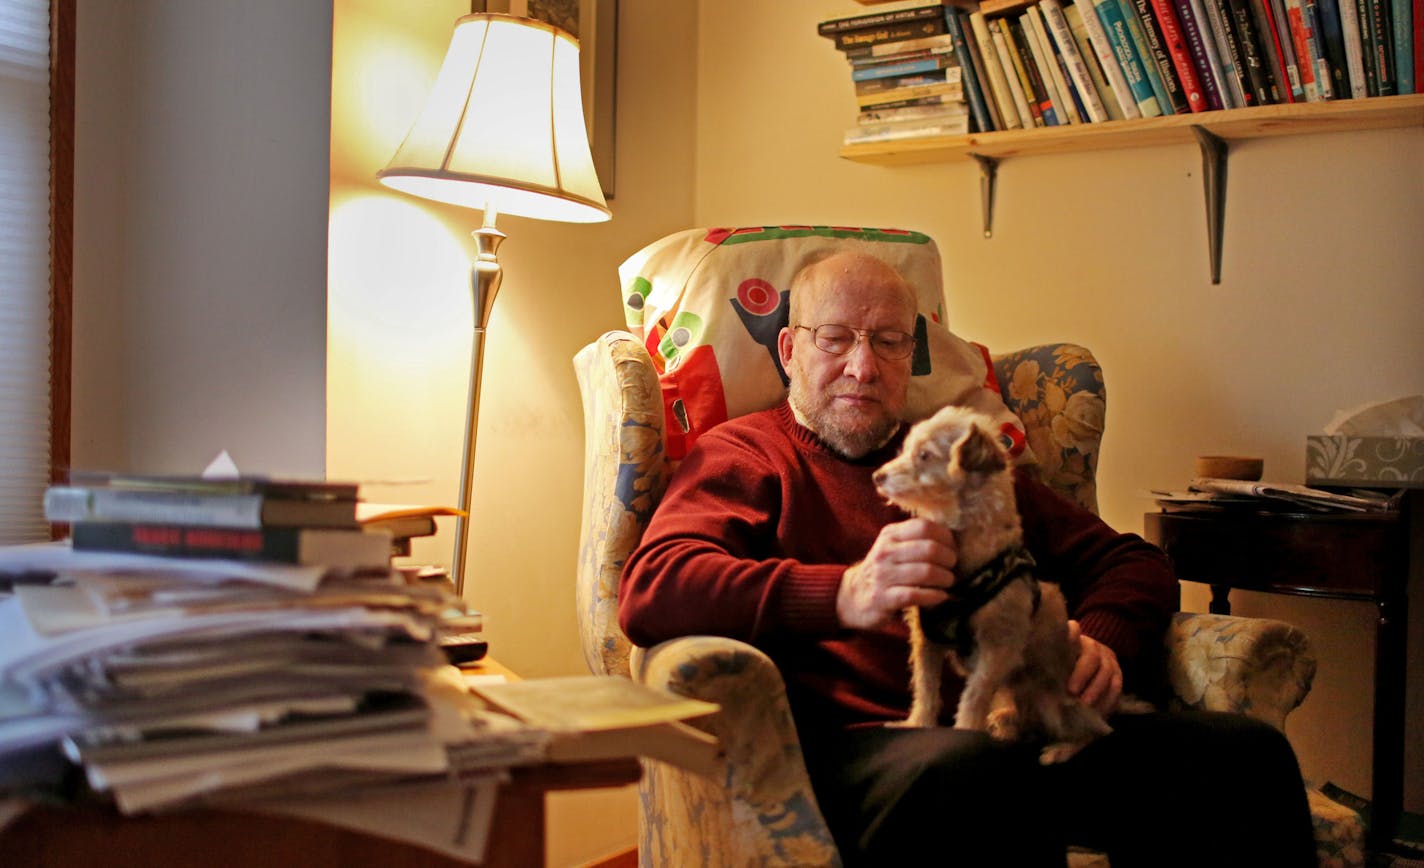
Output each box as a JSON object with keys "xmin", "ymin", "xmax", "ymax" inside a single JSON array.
[
  {"xmin": 632, "ymin": 636, "xmax": 840, "ymax": 867},
  {"xmin": 1165, "ymin": 612, "xmax": 1317, "ymax": 731}
]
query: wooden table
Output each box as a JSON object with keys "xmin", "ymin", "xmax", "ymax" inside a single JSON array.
[
  {"xmin": 1144, "ymin": 490, "xmax": 1416, "ymax": 854},
  {"xmin": 0, "ymin": 658, "xmax": 641, "ymax": 867}
]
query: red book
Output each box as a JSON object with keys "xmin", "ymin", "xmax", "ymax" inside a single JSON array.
[{"xmin": 1149, "ymin": 0, "xmax": 1212, "ymax": 108}]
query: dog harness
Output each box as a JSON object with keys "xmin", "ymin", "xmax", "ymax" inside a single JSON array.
[{"xmin": 918, "ymin": 545, "xmax": 1041, "ymax": 659}]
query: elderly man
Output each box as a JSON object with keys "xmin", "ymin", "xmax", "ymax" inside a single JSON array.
[{"xmin": 620, "ymin": 252, "xmax": 1315, "ymax": 867}]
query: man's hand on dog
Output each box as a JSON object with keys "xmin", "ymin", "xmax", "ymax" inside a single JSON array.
[
  {"xmin": 837, "ymin": 518, "xmax": 957, "ymax": 630},
  {"xmin": 1067, "ymin": 620, "xmax": 1123, "ymax": 715}
]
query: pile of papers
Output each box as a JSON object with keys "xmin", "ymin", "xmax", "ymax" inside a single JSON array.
[{"xmin": 0, "ymin": 541, "xmax": 513, "ymax": 814}]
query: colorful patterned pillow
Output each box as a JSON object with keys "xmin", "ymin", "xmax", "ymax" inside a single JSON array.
[{"xmin": 616, "ymin": 225, "xmax": 1028, "ymax": 462}]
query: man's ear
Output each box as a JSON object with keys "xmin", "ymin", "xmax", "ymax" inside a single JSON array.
[
  {"xmin": 954, "ymin": 425, "xmax": 1008, "ymax": 474},
  {"xmin": 777, "ymin": 327, "xmax": 795, "ymax": 369}
]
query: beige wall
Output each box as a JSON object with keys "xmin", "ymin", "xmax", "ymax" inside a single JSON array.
[{"xmin": 694, "ymin": 0, "xmax": 1424, "ymax": 815}]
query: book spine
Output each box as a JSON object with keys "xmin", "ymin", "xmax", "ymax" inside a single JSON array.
[
  {"xmin": 1121, "ymin": 0, "xmax": 1186, "ymax": 112},
  {"xmin": 1254, "ymin": 0, "xmax": 1301, "ymax": 99},
  {"xmin": 1066, "ymin": 1, "xmax": 1130, "ymax": 118},
  {"xmin": 833, "ymin": 18, "xmax": 951, "ymax": 51},
  {"xmin": 1356, "ymin": 0, "xmax": 1380, "ymax": 94},
  {"xmin": 1200, "ymin": 0, "xmax": 1252, "ymax": 104},
  {"xmin": 846, "ymin": 33, "xmax": 957, "ymax": 60},
  {"xmin": 1395, "ymin": 0, "xmax": 1414, "ymax": 91},
  {"xmin": 1096, "ymin": 0, "xmax": 1166, "ymax": 114},
  {"xmin": 45, "ymin": 486, "xmax": 265, "ymax": 528},
  {"xmin": 1313, "ymin": 0, "xmax": 1353, "ymax": 97},
  {"xmin": 1225, "ymin": 0, "xmax": 1281, "ymax": 102},
  {"xmin": 1301, "ymin": 0, "xmax": 1334, "ymax": 97},
  {"xmin": 843, "ymin": 119, "xmax": 972, "ymax": 144},
  {"xmin": 1044, "ymin": 0, "xmax": 1113, "ymax": 120},
  {"xmin": 1273, "ymin": 0, "xmax": 1311, "ymax": 97},
  {"xmin": 1151, "ymin": 0, "xmax": 1214, "ymax": 108},
  {"xmin": 1036, "ymin": 4, "xmax": 1094, "ymax": 120},
  {"xmin": 944, "ymin": 7, "xmax": 1000, "ymax": 131},
  {"xmin": 859, "ymin": 101, "xmax": 970, "ymax": 123},
  {"xmin": 1415, "ymin": 0, "xmax": 1423, "ymax": 91},
  {"xmin": 1078, "ymin": 0, "xmax": 1146, "ymax": 116},
  {"xmin": 970, "ymin": 10, "xmax": 1026, "ymax": 128},
  {"xmin": 1014, "ymin": 14, "xmax": 1063, "ymax": 124},
  {"xmin": 1025, "ymin": 5, "xmax": 1076, "ymax": 120},
  {"xmin": 1367, "ymin": 0, "xmax": 1395, "ymax": 94},
  {"xmin": 1285, "ymin": 0, "xmax": 1322, "ymax": 98},
  {"xmin": 72, "ymin": 521, "xmax": 308, "ymax": 563},
  {"xmin": 820, "ymin": 4, "xmax": 947, "ymax": 36},
  {"xmin": 856, "ymin": 80, "xmax": 965, "ymax": 108},
  {"xmin": 992, "ymin": 17, "xmax": 1044, "ymax": 125},
  {"xmin": 1337, "ymin": 0, "xmax": 1370, "ymax": 93},
  {"xmin": 1007, "ymin": 17, "xmax": 1056, "ymax": 125},
  {"xmin": 855, "ymin": 68, "xmax": 957, "ymax": 95},
  {"xmin": 1174, "ymin": 0, "xmax": 1230, "ymax": 107},
  {"xmin": 849, "ymin": 56, "xmax": 955, "ymax": 81}
]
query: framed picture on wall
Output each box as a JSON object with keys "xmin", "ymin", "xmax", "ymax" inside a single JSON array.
[{"xmin": 475, "ymin": 0, "xmax": 618, "ymax": 198}]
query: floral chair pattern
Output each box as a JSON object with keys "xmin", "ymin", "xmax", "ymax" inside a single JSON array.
[{"xmin": 575, "ymin": 322, "xmax": 1362, "ymax": 866}]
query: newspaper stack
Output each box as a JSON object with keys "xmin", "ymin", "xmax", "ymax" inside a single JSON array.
[{"xmin": 0, "ymin": 541, "xmax": 514, "ymax": 814}]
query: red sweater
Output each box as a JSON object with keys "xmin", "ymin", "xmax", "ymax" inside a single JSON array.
[{"xmin": 619, "ymin": 401, "xmax": 1179, "ymax": 731}]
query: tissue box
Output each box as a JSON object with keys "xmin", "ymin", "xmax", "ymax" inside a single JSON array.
[{"xmin": 1306, "ymin": 435, "xmax": 1424, "ymax": 486}]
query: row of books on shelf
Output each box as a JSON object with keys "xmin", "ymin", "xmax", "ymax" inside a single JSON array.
[{"xmin": 819, "ymin": 0, "xmax": 1421, "ymax": 141}]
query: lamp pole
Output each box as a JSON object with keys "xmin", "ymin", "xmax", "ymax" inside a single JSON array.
[{"xmin": 450, "ymin": 204, "xmax": 505, "ymax": 596}]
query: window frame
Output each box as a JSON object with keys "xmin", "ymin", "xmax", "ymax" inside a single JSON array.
[{"xmin": 49, "ymin": 0, "xmax": 74, "ymax": 534}]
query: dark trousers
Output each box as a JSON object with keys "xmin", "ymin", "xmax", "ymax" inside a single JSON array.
[{"xmin": 799, "ymin": 711, "xmax": 1317, "ymax": 868}]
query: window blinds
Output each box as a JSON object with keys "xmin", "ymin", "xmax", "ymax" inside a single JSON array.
[{"xmin": 0, "ymin": 0, "xmax": 52, "ymax": 543}]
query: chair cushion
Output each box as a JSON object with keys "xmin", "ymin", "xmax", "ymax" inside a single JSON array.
[{"xmin": 617, "ymin": 225, "xmax": 1027, "ymax": 461}]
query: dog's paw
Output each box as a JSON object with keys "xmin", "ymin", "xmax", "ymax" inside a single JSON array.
[
  {"xmin": 986, "ymin": 707, "xmax": 1019, "ymax": 740},
  {"xmin": 1039, "ymin": 740, "xmax": 1090, "ymax": 765}
]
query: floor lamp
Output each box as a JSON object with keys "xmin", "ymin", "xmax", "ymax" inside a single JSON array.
[{"xmin": 377, "ymin": 13, "xmax": 610, "ymax": 595}]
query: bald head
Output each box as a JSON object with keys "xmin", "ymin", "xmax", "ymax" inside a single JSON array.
[{"xmin": 788, "ymin": 252, "xmax": 918, "ymax": 331}]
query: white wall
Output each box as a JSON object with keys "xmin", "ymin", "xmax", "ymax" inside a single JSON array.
[
  {"xmin": 73, "ymin": 0, "xmax": 332, "ymax": 477},
  {"xmin": 694, "ymin": 0, "xmax": 1424, "ymax": 813}
]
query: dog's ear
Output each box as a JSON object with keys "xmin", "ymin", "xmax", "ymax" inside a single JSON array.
[{"xmin": 954, "ymin": 424, "xmax": 1008, "ymax": 474}]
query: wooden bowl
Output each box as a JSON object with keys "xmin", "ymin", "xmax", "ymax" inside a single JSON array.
[{"xmin": 1194, "ymin": 455, "xmax": 1264, "ymax": 481}]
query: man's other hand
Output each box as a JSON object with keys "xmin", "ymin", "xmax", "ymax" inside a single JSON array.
[
  {"xmin": 1067, "ymin": 620, "xmax": 1123, "ymax": 715},
  {"xmin": 837, "ymin": 518, "xmax": 957, "ymax": 630}
]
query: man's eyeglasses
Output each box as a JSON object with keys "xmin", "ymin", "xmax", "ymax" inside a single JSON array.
[{"xmin": 794, "ymin": 324, "xmax": 916, "ymax": 361}]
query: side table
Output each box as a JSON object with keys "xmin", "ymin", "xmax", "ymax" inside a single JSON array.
[{"xmin": 1143, "ymin": 490, "xmax": 1417, "ymax": 854}]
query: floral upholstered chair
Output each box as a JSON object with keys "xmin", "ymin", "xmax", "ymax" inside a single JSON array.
[{"xmin": 573, "ymin": 227, "xmax": 1363, "ymax": 868}]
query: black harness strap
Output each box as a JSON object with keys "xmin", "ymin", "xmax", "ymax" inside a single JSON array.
[{"xmin": 918, "ymin": 545, "xmax": 1040, "ymax": 659}]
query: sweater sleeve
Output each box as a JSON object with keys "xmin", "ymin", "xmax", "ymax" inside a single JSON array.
[
  {"xmin": 1015, "ymin": 472, "xmax": 1180, "ymax": 693},
  {"xmin": 618, "ymin": 427, "xmax": 846, "ymax": 648}
]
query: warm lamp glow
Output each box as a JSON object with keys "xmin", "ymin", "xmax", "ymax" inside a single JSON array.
[{"xmin": 378, "ymin": 13, "xmax": 610, "ymax": 223}]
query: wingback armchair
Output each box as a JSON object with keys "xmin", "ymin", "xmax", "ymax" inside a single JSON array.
[{"xmin": 574, "ymin": 227, "xmax": 1364, "ymax": 868}]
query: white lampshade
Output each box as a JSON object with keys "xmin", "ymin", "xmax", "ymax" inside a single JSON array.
[{"xmin": 379, "ymin": 13, "xmax": 610, "ymax": 223}]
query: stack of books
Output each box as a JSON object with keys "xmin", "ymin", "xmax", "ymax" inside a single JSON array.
[
  {"xmin": 44, "ymin": 472, "xmax": 388, "ymax": 568},
  {"xmin": 0, "ymin": 472, "xmax": 498, "ymax": 813},
  {"xmin": 823, "ymin": 0, "xmax": 1418, "ymax": 137},
  {"xmin": 819, "ymin": 3, "xmax": 975, "ymax": 143}
]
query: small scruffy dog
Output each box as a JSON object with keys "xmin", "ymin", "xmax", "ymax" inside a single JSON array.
[{"xmin": 873, "ymin": 405, "xmax": 1112, "ymax": 764}]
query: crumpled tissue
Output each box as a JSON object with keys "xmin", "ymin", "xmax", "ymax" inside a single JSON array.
[{"xmin": 1324, "ymin": 395, "xmax": 1424, "ymax": 437}]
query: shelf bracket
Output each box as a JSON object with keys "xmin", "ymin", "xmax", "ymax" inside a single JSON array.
[
  {"xmin": 969, "ymin": 153, "xmax": 999, "ymax": 239},
  {"xmin": 1192, "ymin": 126, "xmax": 1229, "ymax": 285}
]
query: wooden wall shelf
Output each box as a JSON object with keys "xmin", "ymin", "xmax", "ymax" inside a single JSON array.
[
  {"xmin": 840, "ymin": 93, "xmax": 1424, "ymax": 164},
  {"xmin": 839, "ymin": 94, "xmax": 1424, "ymax": 282}
]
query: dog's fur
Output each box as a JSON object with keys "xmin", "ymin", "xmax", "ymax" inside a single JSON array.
[{"xmin": 873, "ymin": 405, "xmax": 1112, "ymax": 764}]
